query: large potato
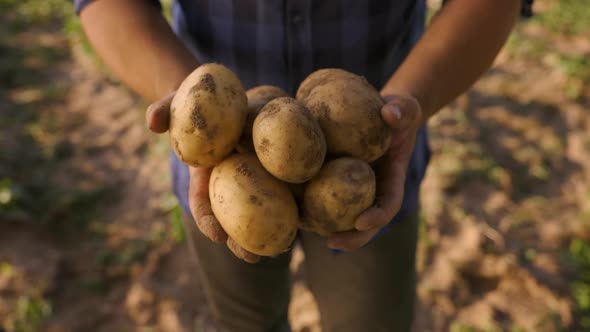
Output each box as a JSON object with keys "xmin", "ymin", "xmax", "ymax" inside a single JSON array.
[
  {"xmin": 209, "ymin": 153, "xmax": 298, "ymax": 256},
  {"xmin": 170, "ymin": 63, "xmax": 247, "ymax": 167},
  {"xmin": 253, "ymin": 97, "xmax": 326, "ymax": 183},
  {"xmin": 296, "ymin": 69, "xmax": 391, "ymax": 162},
  {"xmin": 301, "ymin": 157, "xmax": 376, "ymax": 236},
  {"xmin": 237, "ymin": 85, "xmax": 288, "ymax": 153},
  {"xmin": 295, "ymin": 68, "xmax": 360, "ymax": 101}
]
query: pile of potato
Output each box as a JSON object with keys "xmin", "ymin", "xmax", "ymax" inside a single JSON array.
[{"xmin": 169, "ymin": 64, "xmax": 391, "ymax": 256}]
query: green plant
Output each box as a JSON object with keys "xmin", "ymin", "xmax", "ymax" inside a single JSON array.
[
  {"xmin": 158, "ymin": 193, "xmax": 186, "ymax": 244},
  {"xmin": 505, "ymin": 29, "xmax": 547, "ymax": 60},
  {"xmin": 509, "ymin": 324, "xmax": 526, "ymax": 332},
  {"xmin": 97, "ymin": 239, "xmax": 151, "ymax": 268},
  {"xmin": 569, "ymin": 238, "xmax": 590, "ymax": 330},
  {"xmin": 74, "ymin": 278, "xmax": 109, "ymax": 295},
  {"xmin": 533, "ymin": 0, "xmax": 590, "ymax": 36},
  {"xmin": 161, "ymin": 0, "xmax": 173, "ymax": 23},
  {"xmin": 3, "ymin": 294, "xmax": 52, "ymax": 332},
  {"xmin": 169, "ymin": 204, "xmax": 185, "ymax": 243},
  {"xmin": 63, "ymin": 13, "xmax": 95, "ymax": 57}
]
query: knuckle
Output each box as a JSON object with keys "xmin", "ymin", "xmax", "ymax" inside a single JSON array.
[
  {"xmin": 341, "ymin": 238, "xmax": 364, "ymax": 251},
  {"xmin": 191, "ymin": 197, "xmax": 211, "ymax": 216},
  {"xmin": 195, "ymin": 203, "xmax": 210, "ymax": 216},
  {"xmin": 227, "ymin": 239, "xmax": 259, "ymax": 263}
]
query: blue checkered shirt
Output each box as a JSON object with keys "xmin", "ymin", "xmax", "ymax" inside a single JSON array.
[
  {"xmin": 73, "ymin": 0, "xmax": 439, "ymax": 236},
  {"xmin": 74, "ymin": 0, "xmax": 531, "ymax": 237}
]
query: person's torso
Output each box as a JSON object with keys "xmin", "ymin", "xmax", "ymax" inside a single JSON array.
[
  {"xmin": 169, "ymin": 0, "xmax": 431, "ymax": 229},
  {"xmin": 171, "ymin": 0, "xmax": 425, "ymax": 95}
]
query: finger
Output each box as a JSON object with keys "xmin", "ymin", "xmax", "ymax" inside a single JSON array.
[
  {"xmin": 355, "ymin": 161, "xmax": 406, "ymax": 231},
  {"xmin": 188, "ymin": 167, "xmax": 228, "ymax": 243},
  {"xmin": 195, "ymin": 214, "xmax": 227, "ymax": 243},
  {"xmin": 146, "ymin": 91, "xmax": 175, "ymax": 133},
  {"xmin": 227, "ymin": 238, "xmax": 260, "ymax": 263},
  {"xmin": 327, "ymin": 228, "xmax": 380, "ymax": 251},
  {"xmin": 354, "ymin": 206, "xmax": 391, "ymax": 232},
  {"xmin": 380, "ymin": 98, "xmax": 421, "ymax": 131}
]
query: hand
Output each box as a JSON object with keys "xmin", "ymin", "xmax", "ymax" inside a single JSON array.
[
  {"xmin": 146, "ymin": 92, "xmax": 260, "ymax": 263},
  {"xmin": 327, "ymin": 93, "xmax": 423, "ymax": 251}
]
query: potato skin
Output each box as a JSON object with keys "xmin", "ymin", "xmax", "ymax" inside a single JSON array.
[
  {"xmin": 296, "ymin": 69, "xmax": 391, "ymax": 162},
  {"xmin": 170, "ymin": 63, "xmax": 247, "ymax": 167},
  {"xmin": 209, "ymin": 153, "xmax": 298, "ymax": 256},
  {"xmin": 295, "ymin": 68, "xmax": 361, "ymax": 101},
  {"xmin": 237, "ymin": 85, "xmax": 288, "ymax": 153},
  {"xmin": 301, "ymin": 157, "xmax": 376, "ymax": 236},
  {"xmin": 253, "ymin": 97, "xmax": 327, "ymax": 183}
]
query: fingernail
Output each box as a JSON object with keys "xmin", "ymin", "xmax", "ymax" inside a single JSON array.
[{"xmin": 386, "ymin": 104, "xmax": 402, "ymax": 120}]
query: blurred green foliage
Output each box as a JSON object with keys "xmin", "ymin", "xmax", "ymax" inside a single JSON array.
[
  {"xmin": 1, "ymin": 0, "xmax": 589, "ymax": 330},
  {"xmin": 2, "ymin": 293, "xmax": 52, "ymax": 332},
  {"xmin": 505, "ymin": 0, "xmax": 590, "ymax": 100},
  {"xmin": 170, "ymin": 204, "xmax": 186, "ymax": 243},
  {"xmin": 449, "ymin": 320, "xmax": 511, "ymax": 332},
  {"xmin": 0, "ymin": 0, "xmax": 72, "ymax": 23},
  {"xmin": 161, "ymin": 0, "xmax": 173, "ymax": 22},
  {"xmin": 569, "ymin": 238, "xmax": 590, "ymax": 330},
  {"xmin": 533, "ymin": 0, "xmax": 590, "ymax": 35}
]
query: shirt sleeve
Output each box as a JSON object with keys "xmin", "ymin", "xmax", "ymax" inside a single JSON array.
[{"xmin": 74, "ymin": 0, "xmax": 162, "ymax": 15}]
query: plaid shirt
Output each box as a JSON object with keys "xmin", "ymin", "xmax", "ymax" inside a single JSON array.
[
  {"xmin": 75, "ymin": 0, "xmax": 531, "ymax": 236},
  {"xmin": 171, "ymin": 0, "xmax": 431, "ymax": 236},
  {"xmin": 74, "ymin": 0, "xmax": 430, "ymax": 235},
  {"xmin": 183, "ymin": 0, "xmax": 429, "ymax": 233}
]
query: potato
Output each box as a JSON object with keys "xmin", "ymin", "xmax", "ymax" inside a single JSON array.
[
  {"xmin": 300, "ymin": 157, "xmax": 376, "ymax": 236},
  {"xmin": 209, "ymin": 153, "xmax": 298, "ymax": 256},
  {"xmin": 295, "ymin": 68, "xmax": 361, "ymax": 101},
  {"xmin": 170, "ymin": 63, "xmax": 247, "ymax": 167},
  {"xmin": 253, "ymin": 97, "xmax": 326, "ymax": 183},
  {"xmin": 237, "ymin": 85, "xmax": 289, "ymax": 153},
  {"xmin": 296, "ymin": 69, "xmax": 391, "ymax": 162}
]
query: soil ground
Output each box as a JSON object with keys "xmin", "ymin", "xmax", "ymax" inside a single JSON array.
[{"xmin": 1, "ymin": 1, "xmax": 589, "ymax": 331}]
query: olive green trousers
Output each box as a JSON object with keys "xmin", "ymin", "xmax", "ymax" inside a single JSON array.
[{"xmin": 182, "ymin": 211, "xmax": 419, "ymax": 332}]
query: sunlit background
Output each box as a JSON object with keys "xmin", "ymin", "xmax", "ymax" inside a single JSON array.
[{"xmin": 0, "ymin": 0, "xmax": 589, "ymax": 331}]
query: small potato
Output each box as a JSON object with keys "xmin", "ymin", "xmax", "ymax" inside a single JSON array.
[
  {"xmin": 253, "ymin": 97, "xmax": 326, "ymax": 183},
  {"xmin": 245, "ymin": 86, "xmax": 289, "ymax": 140},
  {"xmin": 209, "ymin": 153, "xmax": 298, "ymax": 256},
  {"xmin": 170, "ymin": 63, "xmax": 247, "ymax": 167},
  {"xmin": 296, "ymin": 69, "xmax": 391, "ymax": 162},
  {"xmin": 237, "ymin": 85, "xmax": 289, "ymax": 153},
  {"xmin": 301, "ymin": 157, "xmax": 376, "ymax": 236}
]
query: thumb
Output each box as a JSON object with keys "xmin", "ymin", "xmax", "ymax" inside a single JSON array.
[
  {"xmin": 146, "ymin": 90, "xmax": 175, "ymax": 133},
  {"xmin": 381, "ymin": 96, "xmax": 421, "ymax": 131}
]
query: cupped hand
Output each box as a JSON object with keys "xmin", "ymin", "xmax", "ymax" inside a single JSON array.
[
  {"xmin": 327, "ymin": 93, "xmax": 423, "ymax": 251},
  {"xmin": 146, "ymin": 92, "xmax": 260, "ymax": 263}
]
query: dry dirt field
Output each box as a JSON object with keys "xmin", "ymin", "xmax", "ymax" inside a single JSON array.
[{"xmin": 1, "ymin": 1, "xmax": 589, "ymax": 331}]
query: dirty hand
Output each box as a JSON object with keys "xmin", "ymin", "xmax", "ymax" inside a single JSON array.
[
  {"xmin": 327, "ymin": 93, "xmax": 422, "ymax": 251},
  {"xmin": 145, "ymin": 91, "xmax": 260, "ymax": 263}
]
